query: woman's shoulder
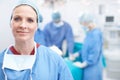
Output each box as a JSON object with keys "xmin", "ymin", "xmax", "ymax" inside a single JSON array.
[
  {"xmin": 0, "ymin": 49, "xmax": 6, "ymax": 63},
  {"xmin": 90, "ymin": 28, "xmax": 102, "ymax": 36},
  {"xmin": 93, "ymin": 28, "xmax": 102, "ymax": 33},
  {"xmin": 37, "ymin": 45, "xmax": 62, "ymax": 60},
  {"xmin": 37, "ymin": 45, "xmax": 65, "ymax": 67}
]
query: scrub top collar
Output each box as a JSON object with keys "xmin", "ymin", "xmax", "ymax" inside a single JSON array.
[{"xmin": 2, "ymin": 42, "xmax": 37, "ymax": 80}]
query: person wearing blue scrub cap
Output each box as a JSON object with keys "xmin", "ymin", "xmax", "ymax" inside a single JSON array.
[
  {"xmin": 73, "ymin": 13, "xmax": 103, "ymax": 80},
  {"xmin": 34, "ymin": 14, "xmax": 46, "ymax": 45},
  {"xmin": 0, "ymin": 1, "xmax": 73, "ymax": 80},
  {"xmin": 43, "ymin": 11, "xmax": 76, "ymax": 60},
  {"xmin": 79, "ymin": 13, "xmax": 95, "ymax": 32}
]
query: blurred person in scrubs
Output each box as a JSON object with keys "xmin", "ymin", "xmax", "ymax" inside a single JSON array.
[
  {"xmin": 74, "ymin": 13, "xmax": 103, "ymax": 80},
  {"xmin": 0, "ymin": 1, "xmax": 73, "ymax": 80},
  {"xmin": 34, "ymin": 14, "xmax": 46, "ymax": 45},
  {"xmin": 43, "ymin": 11, "xmax": 77, "ymax": 60}
]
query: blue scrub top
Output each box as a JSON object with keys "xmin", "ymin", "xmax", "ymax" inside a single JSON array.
[
  {"xmin": 43, "ymin": 21, "xmax": 74, "ymax": 54},
  {"xmin": 34, "ymin": 28, "xmax": 46, "ymax": 45},
  {"xmin": 0, "ymin": 45, "xmax": 73, "ymax": 80},
  {"xmin": 81, "ymin": 28, "xmax": 103, "ymax": 80}
]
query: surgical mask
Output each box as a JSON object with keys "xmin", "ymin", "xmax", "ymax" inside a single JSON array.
[
  {"xmin": 82, "ymin": 26, "xmax": 89, "ymax": 32},
  {"xmin": 53, "ymin": 21, "xmax": 64, "ymax": 27},
  {"xmin": 2, "ymin": 42, "xmax": 37, "ymax": 80}
]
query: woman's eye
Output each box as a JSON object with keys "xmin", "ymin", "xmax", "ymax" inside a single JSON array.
[
  {"xmin": 27, "ymin": 18, "xmax": 34, "ymax": 23},
  {"xmin": 14, "ymin": 17, "xmax": 21, "ymax": 21}
]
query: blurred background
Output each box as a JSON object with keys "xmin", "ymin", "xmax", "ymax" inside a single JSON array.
[{"xmin": 0, "ymin": 0, "xmax": 120, "ymax": 80}]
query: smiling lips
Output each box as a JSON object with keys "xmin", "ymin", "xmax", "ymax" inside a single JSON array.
[
  {"xmin": 16, "ymin": 31, "xmax": 29, "ymax": 35},
  {"xmin": 17, "ymin": 31, "xmax": 29, "ymax": 33}
]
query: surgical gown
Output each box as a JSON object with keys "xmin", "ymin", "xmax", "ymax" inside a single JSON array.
[
  {"xmin": 81, "ymin": 28, "xmax": 103, "ymax": 80},
  {"xmin": 34, "ymin": 28, "xmax": 46, "ymax": 45},
  {"xmin": 0, "ymin": 45, "xmax": 73, "ymax": 80},
  {"xmin": 43, "ymin": 21, "xmax": 74, "ymax": 54}
]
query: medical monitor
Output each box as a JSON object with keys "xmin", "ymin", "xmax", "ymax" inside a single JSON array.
[{"xmin": 105, "ymin": 16, "xmax": 114, "ymax": 22}]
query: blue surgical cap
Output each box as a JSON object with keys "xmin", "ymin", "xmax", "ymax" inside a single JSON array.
[
  {"xmin": 79, "ymin": 13, "xmax": 95, "ymax": 24},
  {"xmin": 52, "ymin": 11, "xmax": 61, "ymax": 21},
  {"xmin": 13, "ymin": 0, "xmax": 42, "ymax": 23}
]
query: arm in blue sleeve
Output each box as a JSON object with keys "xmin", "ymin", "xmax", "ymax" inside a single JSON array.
[{"xmin": 65, "ymin": 23, "xmax": 74, "ymax": 54}]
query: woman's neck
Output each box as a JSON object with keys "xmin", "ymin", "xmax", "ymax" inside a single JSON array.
[{"xmin": 14, "ymin": 41, "xmax": 35, "ymax": 55}]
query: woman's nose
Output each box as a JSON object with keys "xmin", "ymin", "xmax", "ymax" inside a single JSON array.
[{"xmin": 20, "ymin": 21, "xmax": 28, "ymax": 28}]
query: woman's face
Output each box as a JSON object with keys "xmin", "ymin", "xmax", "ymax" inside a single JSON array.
[{"xmin": 10, "ymin": 5, "xmax": 38, "ymax": 42}]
